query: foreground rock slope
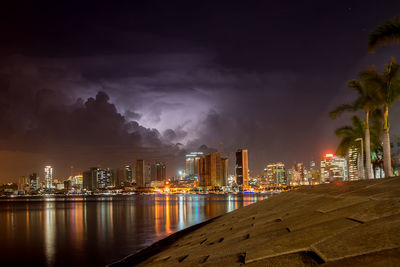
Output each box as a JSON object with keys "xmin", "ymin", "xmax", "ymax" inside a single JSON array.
[{"xmin": 116, "ymin": 177, "xmax": 400, "ymax": 266}]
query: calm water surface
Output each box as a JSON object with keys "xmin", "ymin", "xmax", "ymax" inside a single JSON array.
[{"xmin": 0, "ymin": 194, "xmax": 267, "ymax": 266}]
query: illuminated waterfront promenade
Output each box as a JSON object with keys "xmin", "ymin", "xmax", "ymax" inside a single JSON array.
[{"xmin": 112, "ymin": 177, "xmax": 400, "ymax": 266}]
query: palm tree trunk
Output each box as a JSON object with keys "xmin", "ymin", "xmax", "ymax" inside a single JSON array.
[
  {"xmin": 372, "ymin": 163, "xmax": 376, "ymax": 179},
  {"xmin": 383, "ymin": 105, "xmax": 393, "ymax": 177},
  {"xmin": 365, "ymin": 112, "xmax": 372, "ymax": 179}
]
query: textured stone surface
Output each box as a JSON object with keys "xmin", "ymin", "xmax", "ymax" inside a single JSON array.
[{"xmin": 112, "ymin": 177, "xmax": 400, "ymax": 266}]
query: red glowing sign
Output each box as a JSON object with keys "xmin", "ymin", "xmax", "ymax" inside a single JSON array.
[{"xmin": 325, "ymin": 153, "xmax": 334, "ymax": 158}]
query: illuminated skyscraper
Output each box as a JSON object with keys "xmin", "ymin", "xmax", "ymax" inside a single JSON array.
[
  {"xmin": 44, "ymin": 166, "xmax": 53, "ymax": 189},
  {"xmin": 199, "ymin": 152, "xmax": 227, "ymax": 187},
  {"xmin": 266, "ymin": 163, "xmax": 286, "ymax": 186},
  {"xmin": 82, "ymin": 167, "xmax": 113, "ymax": 190},
  {"xmin": 235, "ymin": 149, "xmax": 248, "ymax": 186},
  {"xmin": 292, "ymin": 162, "xmax": 305, "ymax": 185},
  {"xmin": 321, "ymin": 154, "xmax": 348, "ymax": 183},
  {"xmin": 185, "ymin": 152, "xmax": 204, "ymax": 179}
]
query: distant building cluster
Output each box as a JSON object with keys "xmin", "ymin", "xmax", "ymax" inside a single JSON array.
[{"xmin": 4, "ymin": 138, "xmax": 400, "ymax": 196}]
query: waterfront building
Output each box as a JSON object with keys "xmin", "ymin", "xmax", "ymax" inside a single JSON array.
[
  {"xmin": 265, "ymin": 163, "xmax": 286, "ymax": 186},
  {"xmin": 136, "ymin": 159, "xmax": 145, "ymax": 187},
  {"xmin": 185, "ymin": 152, "xmax": 204, "ymax": 179},
  {"xmin": 235, "ymin": 149, "xmax": 249, "ymax": 186},
  {"xmin": 44, "ymin": 165, "xmax": 53, "ymax": 189},
  {"xmin": 199, "ymin": 152, "xmax": 227, "ymax": 187},
  {"xmin": 320, "ymin": 154, "xmax": 348, "ymax": 183}
]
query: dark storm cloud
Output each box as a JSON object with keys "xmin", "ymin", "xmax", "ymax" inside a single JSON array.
[{"xmin": 1, "ymin": 0, "xmax": 400, "ymax": 180}]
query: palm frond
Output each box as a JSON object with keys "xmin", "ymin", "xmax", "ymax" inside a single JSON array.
[
  {"xmin": 368, "ymin": 16, "xmax": 400, "ymax": 53},
  {"xmin": 329, "ymin": 103, "xmax": 357, "ymax": 119}
]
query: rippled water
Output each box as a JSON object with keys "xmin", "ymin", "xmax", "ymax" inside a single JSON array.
[{"xmin": 0, "ymin": 194, "xmax": 267, "ymax": 266}]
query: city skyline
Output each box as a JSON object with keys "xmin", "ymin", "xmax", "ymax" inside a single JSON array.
[{"xmin": 1, "ymin": 1, "xmax": 400, "ymax": 182}]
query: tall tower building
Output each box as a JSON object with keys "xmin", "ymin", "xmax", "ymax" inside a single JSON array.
[
  {"xmin": 221, "ymin": 157, "xmax": 229, "ymax": 186},
  {"xmin": 235, "ymin": 149, "xmax": 248, "ymax": 186},
  {"xmin": 29, "ymin": 173, "xmax": 39, "ymax": 191},
  {"xmin": 44, "ymin": 166, "xmax": 53, "ymax": 189},
  {"xmin": 185, "ymin": 152, "xmax": 204, "ymax": 179},
  {"xmin": 144, "ymin": 163, "xmax": 151, "ymax": 186},
  {"xmin": 266, "ymin": 163, "xmax": 286, "ymax": 186},
  {"xmin": 124, "ymin": 165, "xmax": 132, "ymax": 183},
  {"xmin": 156, "ymin": 162, "xmax": 166, "ymax": 181},
  {"xmin": 83, "ymin": 167, "xmax": 99, "ymax": 190},
  {"xmin": 199, "ymin": 152, "xmax": 226, "ymax": 187},
  {"xmin": 136, "ymin": 159, "xmax": 145, "ymax": 187}
]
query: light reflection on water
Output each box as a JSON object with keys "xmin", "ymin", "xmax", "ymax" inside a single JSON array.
[{"xmin": 0, "ymin": 194, "xmax": 267, "ymax": 266}]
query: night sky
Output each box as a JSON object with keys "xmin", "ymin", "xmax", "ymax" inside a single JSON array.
[{"xmin": 1, "ymin": 0, "xmax": 400, "ymax": 181}]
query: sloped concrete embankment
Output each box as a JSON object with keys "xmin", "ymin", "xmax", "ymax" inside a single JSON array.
[{"xmin": 113, "ymin": 177, "xmax": 400, "ymax": 266}]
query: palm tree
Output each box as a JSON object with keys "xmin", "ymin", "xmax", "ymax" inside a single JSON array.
[
  {"xmin": 330, "ymin": 74, "xmax": 382, "ymax": 179},
  {"xmin": 335, "ymin": 116, "xmax": 365, "ymax": 156},
  {"xmin": 368, "ymin": 16, "xmax": 400, "ymax": 52},
  {"xmin": 334, "ymin": 116, "xmax": 365, "ymax": 179},
  {"xmin": 360, "ymin": 58, "xmax": 400, "ymax": 177}
]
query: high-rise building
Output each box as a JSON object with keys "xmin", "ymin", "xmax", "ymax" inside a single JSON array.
[
  {"xmin": 265, "ymin": 163, "xmax": 286, "ymax": 186},
  {"xmin": 124, "ymin": 165, "xmax": 132, "ymax": 183},
  {"xmin": 136, "ymin": 159, "xmax": 145, "ymax": 187},
  {"xmin": 144, "ymin": 163, "xmax": 151, "ymax": 186},
  {"xmin": 114, "ymin": 168, "xmax": 125, "ymax": 187},
  {"xmin": 235, "ymin": 149, "xmax": 248, "ymax": 186},
  {"xmin": 82, "ymin": 167, "xmax": 113, "ymax": 190},
  {"xmin": 285, "ymin": 169, "xmax": 292, "ymax": 185},
  {"xmin": 98, "ymin": 168, "xmax": 113, "ymax": 189},
  {"xmin": 321, "ymin": 154, "xmax": 348, "ymax": 183},
  {"xmin": 221, "ymin": 158, "xmax": 229, "ymax": 186},
  {"xmin": 155, "ymin": 162, "xmax": 166, "ymax": 181},
  {"xmin": 29, "ymin": 173, "xmax": 39, "ymax": 191},
  {"xmin": 71, "ymin": 174, "xmax": 83, "ymax": 188},
  {"xmin": 292, "ymin": 162, "xmax": 305, "ymax": 185},
  {"xmin": 18, "ymin": 176, "xmax": 28, "ymax": 190},
  {"xmin": 185, "ymin": 152, "xmax": 204, "ymax": 179},
  {"xmin": 83, "ymin": 168, "xmax": 97, "ymax": 190},
  {"xmin": 44, "ymin": 166, "xmax": 53, "ymax": 189},
  {"xmin": 309, "ymin": 161, "xmax": 320, "ymax": 184},
  {"xmin": 199, "ymin": 152, "xmax": 227, "ymax": 187},
  {"xmin": 348, "ymin": 146, "xmax": 359, "ymax": 181}
]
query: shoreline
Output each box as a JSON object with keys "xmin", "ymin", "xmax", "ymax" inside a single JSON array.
[
  {"xmin": 110, "ymin": 177, "xmax": 400, "ymax": 266},
  {"xmin": 107, "ymin": 215, "xmax": 222, "ymax": 267}
]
